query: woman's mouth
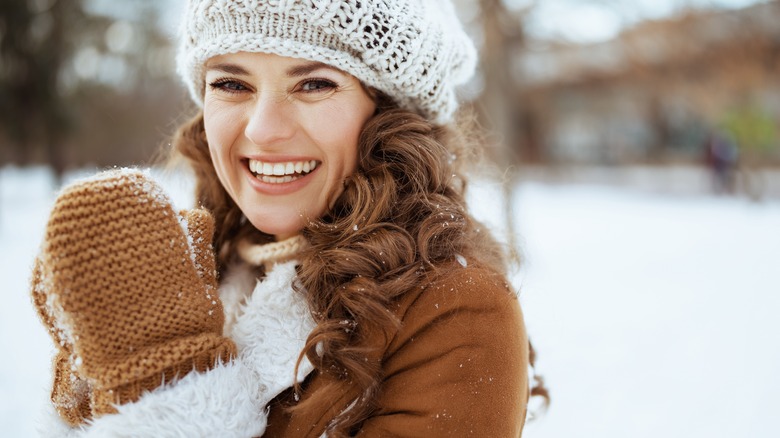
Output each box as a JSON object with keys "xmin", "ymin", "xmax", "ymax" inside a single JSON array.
[{"xmin": 247, "ymin": 159, "xmax": 319, "ymax": 184}]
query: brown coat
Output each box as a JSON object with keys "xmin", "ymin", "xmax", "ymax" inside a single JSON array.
[{"xmin": 264, "ymin": 263, "xmax": 530, "ymax": 437}]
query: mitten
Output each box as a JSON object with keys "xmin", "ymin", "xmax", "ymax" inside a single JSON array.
[
  {"xmin": 32, "ymin": 256, "xmax": 93, "ymax": 425},
  {"xmin": 31, "ymin": 169, "xmax": 236, "ymax": 423}
]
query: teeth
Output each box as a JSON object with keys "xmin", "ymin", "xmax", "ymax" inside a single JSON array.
[{"xmin": 248, "ymin": 159, "xmax": 318, "ymax": 178}]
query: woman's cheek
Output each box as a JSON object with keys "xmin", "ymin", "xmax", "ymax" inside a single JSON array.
[{"xmin": 205, "ymin": 96, "xmax": 247, "ymax": 136}]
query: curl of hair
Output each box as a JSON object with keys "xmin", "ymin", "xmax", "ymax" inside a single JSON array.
[{"xmin": 171, "ymin": 102, "xmax": 548, "ymax": 436}]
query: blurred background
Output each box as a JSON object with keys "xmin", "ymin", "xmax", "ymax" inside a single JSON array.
[{"xmin": 1, "ymin": 0, "xmax": 779, "ymax": 437}]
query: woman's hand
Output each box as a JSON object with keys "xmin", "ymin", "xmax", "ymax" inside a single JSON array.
[{"xmin": 31, "ymin": 169, "xmax": 236, "ymax": 424}]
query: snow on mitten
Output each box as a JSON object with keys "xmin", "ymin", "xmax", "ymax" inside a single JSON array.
[
  {"xmin": 31, "ymin": 169, "xmax": 236, "ymax": 422},
  {"xmin": 51, "ymin": 350, "xmax": 93, "ymax": 424},
  {"xmin": 31, "ymin": 256, "xmax": 93, "ymax": 425},
  {"xmin": 179, "ymin": 208, "xmax": 218, "ymax": 291}
]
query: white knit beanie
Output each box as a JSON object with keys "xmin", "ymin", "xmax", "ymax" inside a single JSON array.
[{"xmin": 177, "ymin": 0, "xmax": 477, "ymax": 124}]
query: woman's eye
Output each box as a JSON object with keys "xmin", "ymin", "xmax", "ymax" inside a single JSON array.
[
  {"xmin": 208, "ymin": 79, "xmax": 249, "ymax": 94},
  {"xmin": 300, "ymin": 79, "xmax": 337, "ymax": 93}
]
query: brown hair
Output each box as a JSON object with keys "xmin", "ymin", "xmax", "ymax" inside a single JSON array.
[{"xmin": 171, "ymin": 96, "xmax": 547, "ymax": 435}]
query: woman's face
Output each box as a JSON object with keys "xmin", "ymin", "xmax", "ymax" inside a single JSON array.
[{"xmin": 203, "ymin": 52, "xmax": 376, "ymax": 240}]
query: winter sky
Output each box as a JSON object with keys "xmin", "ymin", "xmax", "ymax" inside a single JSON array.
[
  {"xmin": 510, "ymin": 0, "xmax": 772, "ymax": 43},
  {"xmin": 85, "ymin": 0, "xmax": 773, "ymax": 44}
]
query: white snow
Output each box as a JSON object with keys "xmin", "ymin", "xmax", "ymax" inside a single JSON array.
[
  {"xmin": 2, "ymin": 165, "xmax": 779, "ymax": 437},
  {"xmin": 468, "ymin": 178, "xmax": 780, "ymax": 438}
]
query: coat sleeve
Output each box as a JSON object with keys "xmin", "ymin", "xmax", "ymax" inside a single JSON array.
[
  {"xmin": 37, "ymin": 261, "xmax": 313, "ymax": 438},
  {"xmin": 357, "ymin": 265, "xmax": 529, "ymax": 437},
  {"xmin": 39, "ymin": 358, "xmax": 268, "ymax": 438}
]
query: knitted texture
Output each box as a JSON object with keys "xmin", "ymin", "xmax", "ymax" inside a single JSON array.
[
  {"xmin": 31, "ymin": 256, "xmax": 94, "ymax": 425},
  {"xmin": 236, "ymin": 234, "xmax": 308, "ymax": 267},
  {"xmin": 177, "ymin": 0, "xmax": 477, "ymax": 124},
  {"xmin": 51, "ymin": 350, "xmax": 93, "ymax": 424},
  {"xmin": 30, "ymin": 168, "xmax": 236, "ymax": 424}
]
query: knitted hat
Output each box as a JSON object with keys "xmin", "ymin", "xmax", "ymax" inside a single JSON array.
[{"xmin": 177, "ymin": 0, "xmax": 477, "ymax": 124}]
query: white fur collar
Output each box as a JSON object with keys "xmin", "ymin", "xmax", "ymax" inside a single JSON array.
[{"xmin": 225, "ymin": 260, "xmax": 316, "ymax": 395}]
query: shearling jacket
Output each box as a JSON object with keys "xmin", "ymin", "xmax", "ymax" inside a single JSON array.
[{"xmin": 44, "ymin": 258, "xmax": 529, "ymax": 437}]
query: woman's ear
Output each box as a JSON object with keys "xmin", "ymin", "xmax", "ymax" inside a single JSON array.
[
  {"xmin": 361, "ymin": 84, "xmax": 379, "ymax": 101},
  {"xmin": 363, "ymin": 87, "xmax": 396, "ymax": 115}
]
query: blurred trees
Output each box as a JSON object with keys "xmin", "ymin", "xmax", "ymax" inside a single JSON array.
[
  {"xmin": 475, "ymin": 0, "xmax": 528, "ymax": 163},
  {"xmin": 0, "ymin": 0, "xmax": 183, "ymax": 178},
  {"xmin": 469, "ymin": 0, "xmax": 780, "ymax": 168},
  {"xmin": 0, "ymin": 0, "xmax": 87, "ymax": 177},
  {"xmin": 723, "ymin": 107, "xmax": 778, "ymax": 163},
  {"xmin": 2, "ymin": 0, "xmax": 778, "ymax": 176}
]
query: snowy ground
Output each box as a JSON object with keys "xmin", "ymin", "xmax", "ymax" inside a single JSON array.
[{"xmin": 1, "ymin": 165, "xmax": 779, "ymax": 437}]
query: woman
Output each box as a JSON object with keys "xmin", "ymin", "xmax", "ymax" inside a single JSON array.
[{"xmin": 32, "ymin": 0, "xmax": 544, "ymax": 436}]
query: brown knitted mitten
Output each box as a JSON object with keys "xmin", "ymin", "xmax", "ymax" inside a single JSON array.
[
  {"xmin": 30, "ymin": 169, "xmax": 236, "ymax": 424},
  {"xmin": 32, "ymin": 256, "xmax": 94, "ymax": 425}
]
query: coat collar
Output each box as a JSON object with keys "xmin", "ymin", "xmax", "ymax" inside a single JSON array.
[{"xmin": 220, "ymin": 260, "xmax": 317, "ymax": 403}]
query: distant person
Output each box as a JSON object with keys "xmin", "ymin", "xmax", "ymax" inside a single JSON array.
[
  {"xmin": 30, "ymin": 0, "xmax": 547, "ymax": 436},
  {"xmin": 705, "ymin": 132, "xmax": 739, "ymax": 194}
]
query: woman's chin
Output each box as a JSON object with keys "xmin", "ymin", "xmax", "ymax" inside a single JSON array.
[{"xmin": 246, "ymin": 214, "xmax": 305, "ymax": 240}]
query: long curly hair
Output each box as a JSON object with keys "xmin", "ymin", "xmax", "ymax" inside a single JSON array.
[{"xmin": 171, "ymin": 95, "xmax": 548, "ymax": 435}]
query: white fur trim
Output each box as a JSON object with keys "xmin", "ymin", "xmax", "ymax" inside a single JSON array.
[
  {"xmin": 43, "ymin": 360, "xmax": 267, "ymax": 438},
  {"xmin": 219, "ymin": 262, "xmax": 257, "ymax": 336},
  {"xmin": 38, "ymin": 403, "xmax": 85, "ymax": 438},
  {"xmin": 229, "ymin": 260, "xmax": 316, "ymax": 396}
]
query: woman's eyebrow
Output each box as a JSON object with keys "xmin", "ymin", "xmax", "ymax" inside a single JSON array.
[
  {"xmin": 205, "ymin": 60, "xmax": 342, "ymax": 77},
  {"xmin": 206, "ymin": 63, "xmax": 250, "ymax": 75},
  {"xmin": 286, "ymin": 61, "xmax": 341, "ymax": 77}
]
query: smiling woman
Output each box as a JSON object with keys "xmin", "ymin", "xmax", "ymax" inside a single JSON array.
[
  {"xmin": 203, "ymin": 52, "xmax": 375, "ymax": 239},
  {"xmin": 30, "ymin": 1, "xmax": 544, "ymax": 437}
]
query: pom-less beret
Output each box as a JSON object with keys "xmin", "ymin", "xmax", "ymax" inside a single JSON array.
[{"xmin": 177, "ymin": 0, "xmax": 477, "ymax": 124}]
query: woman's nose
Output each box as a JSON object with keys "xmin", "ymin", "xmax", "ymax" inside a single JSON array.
[{"xmin": 244, "ymin": 93, "xmax": 296, "ymax": 147}]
